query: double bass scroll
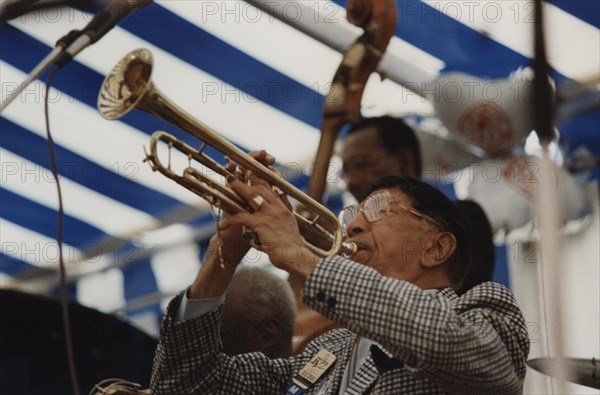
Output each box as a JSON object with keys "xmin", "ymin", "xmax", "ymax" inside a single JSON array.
[
  {"xmin": 293, "ymin": 0, "xmax": 397, "ymax": 354},
  {"xmin": 307, "ymin": 0, "xmax": 397, "ymax": 200}
]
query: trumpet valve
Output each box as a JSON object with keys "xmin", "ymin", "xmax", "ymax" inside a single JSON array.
[{"xmin": 142, "ymin": 146, "xmax": 157, "ymax": 171}]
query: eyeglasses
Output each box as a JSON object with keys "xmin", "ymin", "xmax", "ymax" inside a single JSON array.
[{"xmin": 338, "ymin": 190, "xmax": 445, "ymax": 236}]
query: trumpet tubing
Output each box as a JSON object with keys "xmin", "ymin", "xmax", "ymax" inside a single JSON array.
[
  {"xmin": 98, "ymin": 48, "xmax": 356, "ymax": 258},
  {"xmin": 89, "ymin": 378, "xmax": 150, "ymax": 395}
]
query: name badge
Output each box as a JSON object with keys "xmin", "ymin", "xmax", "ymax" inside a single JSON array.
[{"xmin": 285, "ymin": 349, "xmax": 336, "ymax": 395}]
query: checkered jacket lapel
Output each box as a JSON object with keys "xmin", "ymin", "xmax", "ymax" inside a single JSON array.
[{"xmin": 344, "ymin": 349, "xmax": 378, "ymax": 395}]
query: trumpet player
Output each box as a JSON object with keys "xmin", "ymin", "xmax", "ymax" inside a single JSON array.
[{"xmin": 150, "ymin": 151, "xmax": 529, "ymax": 395}]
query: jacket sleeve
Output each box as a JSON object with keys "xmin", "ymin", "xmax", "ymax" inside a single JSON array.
[
  {"xmin": 150, "ymin": 293, "xmax": 293, "ymax": 395},
  {"xmin": 302, "ymin": 256, "xmax": 530, "ymax": 394}
]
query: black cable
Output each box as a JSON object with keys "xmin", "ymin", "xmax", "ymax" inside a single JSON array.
[
  {"xmin": 532, "ymin": 0, "xmax": 555, "ymax": 144},
  {"xmin": 44, "ymin": 64, "xmax": 81, "ymax": 395}
]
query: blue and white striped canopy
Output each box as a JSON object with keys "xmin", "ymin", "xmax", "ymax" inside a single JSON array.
[{"xmin": 1, "ymin": 0, "xmax": 598, "ymax": 334}]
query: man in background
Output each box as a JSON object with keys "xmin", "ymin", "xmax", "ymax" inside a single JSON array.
[
  {"xmin": 221, "ymin": 266, "xmax": 296, "ymax": 359},
  {"xmin": 341, "ymin": 116, "xmax": 421, "ymax": 202}
]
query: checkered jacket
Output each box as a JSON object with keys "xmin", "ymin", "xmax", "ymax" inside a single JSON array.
[{"xmin": 151, "ymin": 256, "xmax": 530, "ymax": 394}]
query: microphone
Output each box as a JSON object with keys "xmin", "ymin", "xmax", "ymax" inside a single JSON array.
[{"xmin": 55, "ymin": 0, "xmax": 153, "ymax": 67}]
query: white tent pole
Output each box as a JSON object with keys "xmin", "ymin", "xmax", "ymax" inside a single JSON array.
[
  {"xmin": 535, "ymin": 149, "xmax": 571, "ymax": 393},
  {"xmin": 244, "ymin": 0, "xmax": 438, "ymax": 95},
  {"xmin": 531, "ymin": 0, "xmax": 571, "ymax": 390}
]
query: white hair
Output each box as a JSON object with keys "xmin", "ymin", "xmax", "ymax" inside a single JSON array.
[{"xmin": 228, "ymin": 266, "xmax": 296, "ymax": 340}]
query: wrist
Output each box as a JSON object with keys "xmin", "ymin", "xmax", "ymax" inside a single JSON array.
[
  {"xmin": 207, "ymin": 234, "xmax": 249, "ymax": 266},
  {"xmin": 188, "ymin": 258, "xmax": 235, "ymax": 299},
  {"xmin": 188, "ymin": 236, "xmax": 242, "ymax": 299},
  {"xmin": 273, "ymin": 244, "xmax": 319, "ymax": 281}
]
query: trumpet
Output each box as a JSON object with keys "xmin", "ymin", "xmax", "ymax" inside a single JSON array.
[
  {"xmin": 89, "ymin": 378, "xmax": 150, "ymax": 395},
  {"xmin": 97, "ymin": 48, "xmax": 356, "ymax": 258}
]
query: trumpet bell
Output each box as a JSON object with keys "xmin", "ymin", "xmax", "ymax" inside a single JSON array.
[{"xmin": 98, "ymin": 48, "xmax": 154, "ymax": 120}]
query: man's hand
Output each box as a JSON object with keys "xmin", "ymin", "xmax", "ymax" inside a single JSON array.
[
  {"xmin": 227, "ymin": 170, "xmax": 319, "ymax": 279},
  {"xmin": 209, "ymin": 149, "xmax": 279, "ymax": 263},
  {"xmin": 188, "ymin": 150, "xmax": 281, "ymax": 299}
]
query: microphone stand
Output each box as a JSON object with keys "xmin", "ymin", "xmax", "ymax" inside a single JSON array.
[
  {"xmin": 2, "ymin": 0, "xmax": 153, "ymax": 114},
  {"xmin": 0, "ymin": 29, "xmax": 81, "ymax": 113}
]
